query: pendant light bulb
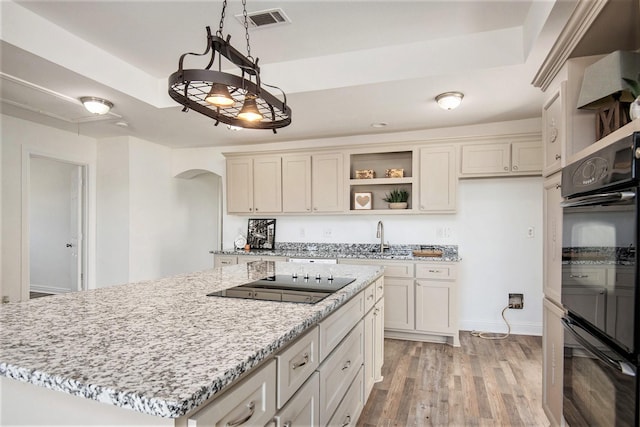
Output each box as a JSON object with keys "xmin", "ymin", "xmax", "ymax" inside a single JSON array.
[
  {"xmin": 205, "ymin": 83, "xmax": 235, "ymax": 107},
  {"xmin": 238, "ymin": 96, "xmax": 263, "ymax": 122}
]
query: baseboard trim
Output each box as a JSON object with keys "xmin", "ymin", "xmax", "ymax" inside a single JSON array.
[{"xmin": 459, "ymin": 319, "xmax": 542, "ymax": 336}]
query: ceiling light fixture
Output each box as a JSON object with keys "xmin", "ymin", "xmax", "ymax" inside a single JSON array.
[
  {"xmin": 80, "ymin": 97, "xmax": 113, "ymax": 115},
  {"xmin": 168, "ymin": 0, "xmax": 291, "ymax": 132},
  {"xmin": 436, "ymin": 92, "xmax": 464, "ymax": 110}
]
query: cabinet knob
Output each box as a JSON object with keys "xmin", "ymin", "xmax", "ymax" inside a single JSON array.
[
  {"xmin": 504, "ymin": 166, "xmax": 509, "ymax": 171},
  {"xmin": 512, "ymin": 165, "xmax": 519, "ymax": 171},
  {"xmin": 555, "ymin": 154, "xmax": 561, "ymax": 160},
  {"xmin": 556, "ymin": 184, "xmax": 561, "ymax": 189}
]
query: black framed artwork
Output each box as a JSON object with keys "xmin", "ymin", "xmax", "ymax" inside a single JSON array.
[{"xmin": 247, "ymin": 218, "xmax": 276, "ymax": 250}]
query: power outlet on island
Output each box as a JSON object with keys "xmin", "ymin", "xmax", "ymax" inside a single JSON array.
[{"xmin": 508, "ymin": 293, "xmax": 524, "ymax": 309}]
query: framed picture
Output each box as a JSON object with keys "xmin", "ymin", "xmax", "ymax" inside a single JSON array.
[
  {"xmin": 353, "ymin": 192, "xmax": 372, "ymax": 210},
  {"xmin": 247, "ymin": 218, "xmax": 276, "ymax": 250}
]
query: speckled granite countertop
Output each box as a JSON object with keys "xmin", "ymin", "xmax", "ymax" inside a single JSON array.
[
  {"xmin": 0, "ymin": 262, "xmax": 382, "ymax": 419},
  {"xmin": 216, "ymin": 242, "xmax": 460, "ymax": 262}
]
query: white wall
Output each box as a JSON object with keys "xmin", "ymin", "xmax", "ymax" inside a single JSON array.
[
  {"xmin": 97, "ymin": 138, "xmax": 131, "ymax": 286},
  {"xmin": 96, "ymin": 137, "xmax": 221, "ymax": 286},
  {"xmin": 29, "ymin": 157, "xmax": 77, "ymax": 293},
  {"xmin": 1, "ymin": 114, "xmax": 97, "ymax": 301}
]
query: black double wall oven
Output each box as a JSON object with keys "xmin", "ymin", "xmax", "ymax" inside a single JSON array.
[{"xmin": 560, "ymin": 131, "xmax": 639, "ymax": 426}]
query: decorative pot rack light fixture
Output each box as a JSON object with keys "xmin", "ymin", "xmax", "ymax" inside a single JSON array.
[{"xmin": 168, "ymin": 0, "xmax": 291, "ymax": 132}]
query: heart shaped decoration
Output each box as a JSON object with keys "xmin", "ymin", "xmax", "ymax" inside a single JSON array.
[{"xmin": 356, "ymin": 194, "xmax": 371, "ymax": 207}]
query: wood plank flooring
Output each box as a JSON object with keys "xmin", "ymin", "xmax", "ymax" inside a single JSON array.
[{"xmin": 357, "ymin": 332, "xmax": 549, "ymax": 427}]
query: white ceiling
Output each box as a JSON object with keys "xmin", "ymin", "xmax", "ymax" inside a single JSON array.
[{"xmin": 0, "ymin": 0, "xmax": 634, "ymax": 148}]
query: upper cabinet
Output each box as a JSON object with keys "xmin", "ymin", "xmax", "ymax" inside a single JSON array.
[
  {"xmin": 282, "ymin": 155, "xmax": 312, "ymax": 213},
  {"xmin": 348, "ymin": 150, "xmax": 416, "ymax": 213},
  {"xmin": 419, "ymin": 146, "xmax": 457, "ymax": 212},
  {"xmin": 226, "ymin": 157, "xmax": 282, "ymax": 214},
  {"xmin": 312, "ymin": 153, "xmax": 344, "ymax": 213},
  {"xmin": 459, "ymin": 139, "xmax": 542, "ymax": 178},
  {"xmin": 225, "ymin": 133, "xmax": 539, "ymax": 215},
  {"xmin": 542, "ymin": 82, "xmax": 566, "ymax": 176}
]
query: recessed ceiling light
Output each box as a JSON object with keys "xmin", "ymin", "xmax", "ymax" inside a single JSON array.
[{"xmin": 371, "ymin": 122, "xmax": 388, "ymax": 128}]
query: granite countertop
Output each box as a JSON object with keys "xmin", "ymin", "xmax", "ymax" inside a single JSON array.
[
  {"xmin": 216, "ymin": 242, "xmax": 460, "ymax": 262},
  {"xmin": 0, "ymin": 262, "xmax": 382, "ymax": 419}
]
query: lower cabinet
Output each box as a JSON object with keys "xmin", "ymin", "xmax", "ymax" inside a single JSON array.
[
  {"xmin": 187, "ymin": 360, "xmax": 277, "ymax": 426},
  {"xmin": 188, "ymin": 275, "xmax": 384, "ymax": 427},
  {"xmin": 270, "ymin": 373, "xmax": 320, "ymax": 427},
  {"xmin": 339, "ymin": 258, "xmax": 459, "ymax": 346},
  {"xmin": 214, "ymin": 254, "xmax": 288, "ymax": 267},
  {"xmin": 542, "ymin": 298, "xmax": 564, "ymax": 427}
]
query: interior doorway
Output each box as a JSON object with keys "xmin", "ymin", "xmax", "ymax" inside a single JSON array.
[{"xmin": 28, "ymin": 155, "xmax": 86, "ymax": 297}]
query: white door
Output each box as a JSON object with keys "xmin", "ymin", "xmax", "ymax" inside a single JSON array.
[{"xmin": 29, "ymin": 157, "xmax": 84, "ymax": 294}]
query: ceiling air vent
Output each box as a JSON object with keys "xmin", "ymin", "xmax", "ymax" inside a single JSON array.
[{"xmin": 235, "ymin": 8, "xmax": 291, "ymax": 28}]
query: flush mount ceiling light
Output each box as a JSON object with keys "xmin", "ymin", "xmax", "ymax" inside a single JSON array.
[
  {"xmin": 168, "ymin": 0, "xmax": 291, "ymax": 132},
  {"xmin": 436, "ymin": 92, "xmax": 464, "ymax": 110},
  {"xmin": 80, "ymin": 97, "xmax": 113, "ymax": 115}
]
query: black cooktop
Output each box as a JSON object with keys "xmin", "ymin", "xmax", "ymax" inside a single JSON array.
[
  {"xmin": 207, "ymin": 274, "xmax": 356, "ymax": 303},
  {"xmin": 243, "ymin": 274, "xmax": 355, "ymax": 293}
]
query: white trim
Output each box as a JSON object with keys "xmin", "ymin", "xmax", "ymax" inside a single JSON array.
[
  {"xmin": 532, "ymin": 0, "xmax": 608, "ymax": 91},
  {"xmin": 30, "ymin": 284, "xmax": 72, "ymax": 294}
]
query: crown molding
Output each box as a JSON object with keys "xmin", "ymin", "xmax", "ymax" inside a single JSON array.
[{"xmin": 532, "ymin": 0, "xmax": 608, "ymax": 91}]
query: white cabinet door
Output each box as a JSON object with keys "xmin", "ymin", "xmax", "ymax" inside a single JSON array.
[
  {"xmin": 512, "ymin": 141, "xmax": 542, "ymax": 173},
  {"xmin": 282, "ymin": 155, "xmax": 312, "ymax": 213},
  {"xmin": 542, "ymin": 298, "xmax": 564, "ymax": 427},
  {"xmin": 253, "ymin": 156, "xmax": 282, "ymax": 213},
  {"xmin": 311, "ymin": 153, "xmax": 344, "ymax": 212},
  {"xmin": 419, "ymin": 146, "xmax": 457, "ymax": 212},
  {"xmin": 415, "ymin": 280, "xmax": 454, "ymax": 334},
  {"xmin": 542, "ymin": 82, "xmax": 566, "ymax": 176},
  {"xmin": 226, "ymin": 158, "xmax": 254, "ymax": 213},
  {"xmin": 460, "ymin": 143, "xmax": 510, "ymax": 175},
  {"xmin": 543, "ymin": 173, "xmax": 562, "ymax": 304},
  {"xmin": 383, "ymin": 277, "xmax": 415, "ymax": 331}
]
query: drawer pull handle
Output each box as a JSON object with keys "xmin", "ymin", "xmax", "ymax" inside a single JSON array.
[
  {"xmin": 226, "ymin": 401, "xmax": 255, "ymax": 426},
  {"xmin": 428, "ymin": 269, "xmax": 440, "ymax": 273},
  {"xmin": 555, "ymin": 154, "xmax": 561, "ymax": 160},
  {"xmin": 342, "ymin": 360, "xmax": 351, "ymax": 371},
  {"xmin": 341, "ymin": 415, "xmax": 351, "ymax": 427},
  {"xmin": 283, "ymin": 422, "xmax": 292, "ymax": 427},
  {"xmin": 569, "ymin": 274, "xmax": 589, "ymax": 278},
  {"xmin": 374, "ymin": 308, "xmax": 380, "ymax": 315},
  {"xmin": 291, "ymin": 353, "xmax": 309, "ymax": 370},
  {"xmin": 378, "ymin": 286, "xmax": 383, "ymax": 290},
  {"xmin": 367, "ymin": 294, "xmax": 374, "ymax": 300}
]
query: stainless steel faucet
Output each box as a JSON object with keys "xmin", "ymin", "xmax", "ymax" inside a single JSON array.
[{"xmin": 376, "ymin": 221, "xmax": 389, "ymax": 253}]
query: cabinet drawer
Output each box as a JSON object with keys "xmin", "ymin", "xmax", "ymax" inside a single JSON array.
[
  {"xmin": 318, "ymin": 321, "xmax": 364, "ymax": 426},
  {"xmin": 380, "ymin": 262, "xmax": 414, "ymax": 278},
  {"xmin": 319, "ymin": 293, "xmax": 364, "ymax": 360},
  {"xmin": 364, "ymin": 283, "xmax": 376, "ymax": 313},
  {"xmin": 276, "ymin": 327, "xmax": 319, "ymax": 409},
  {"xmin": 272, "ymin": 372, "xmax": 320, "ymax": 427},
  {"xmin": 562, "ymin": 266, "xmax": 607, "ymax": 286},
  {"xmin": 326, "ymin": 366, "xmax": 364, "ymax": 427},
  {"xmin": 214, "ymin": 255, "xmax": 237, "ymax": 267},
  {"xmin": 415, "ymin": 263, "xmax": 456, "ymax": 280},
  {"xmin": 188, "ymin": 360, "xmax": 276, "ymax": 426},
  {"xmin": 374, "ymin": 277, "xmax": 384, "ymax": 301}
]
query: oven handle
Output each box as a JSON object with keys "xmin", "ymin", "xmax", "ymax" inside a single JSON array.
[
  {"xmin": 561, "ymin": 317, "xmax": 636, "ymax": 377},
  {"xmin": 560, "ymin": 191, "xmax": 635, "ymax": 208}
]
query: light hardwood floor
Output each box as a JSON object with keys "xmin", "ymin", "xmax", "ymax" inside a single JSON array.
[{"xmin": 357, "ymin": 332, "xmax": 549, "ymax": 427}]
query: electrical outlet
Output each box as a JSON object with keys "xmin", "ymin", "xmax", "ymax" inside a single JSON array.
[
  {"xmin": 527, "ymin": 227, "xmax": 535, "ymax": 238},
  {"xmin": 322, "ymin": 228, "xmax": 332, "ymax": 238},
  {"xmin": 509, "ymin": 293, "xmax": 524, "ymax": 309}
]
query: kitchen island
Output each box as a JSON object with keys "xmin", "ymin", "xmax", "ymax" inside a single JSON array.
[{"xmin": 0, "ymin": 261, "xmax": 383, "ymax": 425}]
